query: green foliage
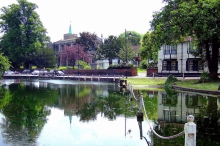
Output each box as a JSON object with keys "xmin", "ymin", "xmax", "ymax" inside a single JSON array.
[
  {"xmin": 139, "ymin": 32, "xmax": 158, "ymax": 62},
  {"xmin": 33, "ymin": 48, "xmax": 57, "ymax": 68},
  {"xmin": 118, "ymin": 43, "xmax": 136, "ymax": 63},
  {"xmin": 107, "ymin": 63, "xmax": 136, "ymax": 70},
  {"xmin": 0, "ymin": 53, "xmax": 11, "ymax": 76},
  {"xmin": 0, "ymin": 0, "xmax": 50, "ymax": 68},
  {"xmin": 76, "ymin": 32, "xmax": 99, "ymax": 52},
  {"xmin": 200, "ymin": 71, "xmax": 210, "ymax": 83},
  {"xmin": 151, "ymin": 0, "xmax": 220, "ymax": 79},
  {"xmin": 140, "ymin": 60, "xmax": 148, "ymax": 69},
  {"xmin": 97, "ymin": 35, "xmax": 122, "ymax": 65},
  {"xmin": 76, "ymin": 60, "xmax": 91, "ymax": 70},
  {"xmin": 118, "ymin": 31, "xmax": 143, "ymax": 46},
  {"xmin": 164, "ymin": 74, "xmax": 178, "ymax": 87}
]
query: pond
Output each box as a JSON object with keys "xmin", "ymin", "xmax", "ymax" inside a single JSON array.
[{"xmin": 0, "ymin": 79, "xmax": 219, "ymax": 146}]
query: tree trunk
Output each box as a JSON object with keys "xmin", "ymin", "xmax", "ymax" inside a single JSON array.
[
  {"xmin": 206, "ymin": 39, "xmax": 219, "ymax": 79},
  {"xmin": 109, "ymin": 58, "xmax": 112, "ymax": 65}
]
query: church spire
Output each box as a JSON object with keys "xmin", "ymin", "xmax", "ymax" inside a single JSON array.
[{"xmin": 69, "ymin": 21, "xmax": 72, "ymax": 34}]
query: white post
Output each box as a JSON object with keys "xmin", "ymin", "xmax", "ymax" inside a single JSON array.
[
  {"xmin": 184, "ymin": 115, "xmax": 196, "ymax": 146},
  {"xmin": 153, "ymin": 72, "xmax": 154, "ymax": 78}
]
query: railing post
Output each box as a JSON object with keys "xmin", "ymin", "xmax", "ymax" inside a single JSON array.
[{"xmin": 184, "ymin": 115, "xmax": 196, "ymax": 146}]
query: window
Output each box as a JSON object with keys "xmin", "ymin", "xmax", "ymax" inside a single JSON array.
[
  {"xmin": 164, "ymin": 45, "xmax": 176, "ymax": 54},
  {"xmin": 165, "ymin": 46, "xmax": 170, "ymax": 54},
  {"xmin": 171, "ymin": 46, "xmax": 177, "ymax": 54},
  {"xmin": 162, "ymin": 60, "xmax": 178, "ymax": 71},
  {"xmin": 186, "ymin": 60, "xmax": 202, "ymax": 71}
]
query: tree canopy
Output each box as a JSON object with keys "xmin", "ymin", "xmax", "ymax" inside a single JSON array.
[
  {"xmin": 118, "ymin": 42, "xmax": 136, "ymax": 63},
  {"xmin": 139, "ymin": 32, "xmax": 158, "ymax": 62},
  {"xmin": 151, "ymin": 0, "xmax": 220, "ymax": 79},
  {"xmin": 59, "ymin": 45, "xmax": 90, "ymax": 68},
  {"xmin": 76, "ymin": 32, "xmax": 99, "ymax": 52},
  {"xmin": 118, "ymin": 31, "xmax": 142, "ymax": 46},
  {"xmin": 0, "ymin": 53, "xmax": 11, "ymax": 76},
  {"xmin": 97, "ymin": 35, "xmax": 122, "ymax": 65},
  {"xmin": 0, "ymin": 0, "xmax": 50, "ymax": 68}
]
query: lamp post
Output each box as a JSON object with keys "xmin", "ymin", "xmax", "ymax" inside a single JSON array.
[
  {"xmin": 77, "ymin": 44, "xmax": 80, "ymax": 76},
  {"xmin": 124, "ymin": 29, "xmax": 132, "ymax": 79}
]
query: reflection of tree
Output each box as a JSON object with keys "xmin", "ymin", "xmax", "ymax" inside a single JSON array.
[
  {"xmin": 0, "ymin": 86, "xmax": 12, "ymax": 109},
  {"xmin": 152, "ymin": 123, "xmax": 184, "ymax": 146},
  {"xmin": 196, "ymin": 96, "xmax": 220, "ymax": 146},
  {"xmin": 143, "ymin": 94, "xmax": 158, "ymax": 120},
  {"xmin": 0, "ymin": 83, "xmax": 58, "ymax": 145}
]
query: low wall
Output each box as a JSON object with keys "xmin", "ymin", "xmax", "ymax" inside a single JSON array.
[
  {"xmin": 64, "ymin": 69, "xmax": 137, "ymax": 76},
  {"xmin": 147, "ymin": 69, "xmax": 158, "ymax": 76}
]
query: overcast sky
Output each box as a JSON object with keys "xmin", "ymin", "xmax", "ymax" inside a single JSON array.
[{"xmin": 0, "ymin": 0, "xmax": 165, "ymax": 42}]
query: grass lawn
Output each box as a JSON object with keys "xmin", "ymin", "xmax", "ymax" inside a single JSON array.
[
  {"xmin": 174, "ymin": 79, "xmax": 220, "ymax": 91},
  {"xmin": 127, "ymin": 78, "xmax": 166, "ymax": 86},
  {"xmin": 127, "ymin": 77, "xmax": 219, "ymax": 91}
]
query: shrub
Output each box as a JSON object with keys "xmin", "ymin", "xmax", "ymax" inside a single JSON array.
[
  {"xmin": 140, "ymin": 60, "xmax": 148, "ymax": 69},
  {"xmin": 200, "ymin": 71, "xmax": 210, "ymax": 82}
]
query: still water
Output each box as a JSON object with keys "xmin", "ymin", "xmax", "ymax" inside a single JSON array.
[{"xmin": 0, "ymin": 79, "xmax": 219, "ymax": 146}]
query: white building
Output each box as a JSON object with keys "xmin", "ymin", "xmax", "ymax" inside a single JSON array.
[{"xmin": 158, "ymin": 38, "xmax": 220, "ymax": 76}]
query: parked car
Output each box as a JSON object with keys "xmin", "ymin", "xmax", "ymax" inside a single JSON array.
[
  {"xmin": 39, "ymin": 69, "xmax": 48, "ymax": 76},
  {"xmin": 31, "ymin": 70, "xmax": 40, "ymax": 75},
  {"xmin": 22, "ymin": 69, "xmax": 31, "ymax": 74},
  {"xmin": 4, "ymin": 70, "xmax": 15, "ymax": 75},
  {"xmin": 48, "ymin": 70, "xmax": 64, "ymax": 76}
]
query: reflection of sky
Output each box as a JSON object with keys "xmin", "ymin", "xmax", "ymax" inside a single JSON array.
[{"xmin": 36, "ymin": 108, "xmax": 151, "ymax": 146}]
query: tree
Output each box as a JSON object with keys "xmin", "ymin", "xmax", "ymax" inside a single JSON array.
[
  {"xmin": 0, "ymin": 0, "xmax": 50, "ymax": 69},
  {"xmin": 0, "ymin": 53, "xmax": 11, "ymax": 76},
  {"xmin": 151, "ymin": 0, "xmax": 220, "ymax": 79},
  {"xmin": 139, "ymin": 32, "xmax": 158, "ymax": 62},
  {"xmin": 118, "ymin": 31, "xmax": 142, "ymax": 46},
  {"xmin": 59, "ymin": 45, "xmax": 90, "ymax": 69},
  {"xmin": 76, "ymin": 32, "xmax": 99, "ymax": 52},
  {"xmin": 32, "ymin": 48, "xmax": 57, "ymax": 68},
  {"xmin": 118, "ymin": 43, "xmax": 136, "ymax": 63},
  {"xmin": 97, "ymin": 35, "xmax": 122, "ymax": 65}
]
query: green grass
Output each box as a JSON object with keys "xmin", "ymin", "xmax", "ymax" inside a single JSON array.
[
  {"xmin": 174, "ymin": 79, "xmax": 219, "ymax": 91},
  {"xmin": 127, "ymin": 78, "xmax": 166, "ymax": 86},
  {"xmin": 137, "ymin": 68, "xmax": 146, "ymax": 73}
]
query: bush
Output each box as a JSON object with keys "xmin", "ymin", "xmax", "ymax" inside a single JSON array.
[
  {"xmin": 140, "ymin": 60, "xmax": 148, "ymax": 69},
  {"xmin": 200, "ymin": 71, "xmax": 210, "ymax": 82},
  {"xmin": 164, "ymin": 74, "xmax": 178, "ymax": 87}
]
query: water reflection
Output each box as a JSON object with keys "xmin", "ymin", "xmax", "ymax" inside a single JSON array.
[
  {"xmin": 0, "ymin": 79, "xmax": 219, "ymax": 146},
  {"xmin": 140, "ymin": 87, "xmax": 220, "ymax": 146}
]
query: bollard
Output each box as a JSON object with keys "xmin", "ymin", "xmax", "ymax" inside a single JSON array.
[
  {"xmin": 184, "ymin": 115, "xmax": 196, "ymax": 146},
  {"xmin": 183, "ymin": 73, "xmax": 185, "ymax": 79},
  {"xmin": 153, "ymin": 72, "xmax": 155, "ymax": 78}
]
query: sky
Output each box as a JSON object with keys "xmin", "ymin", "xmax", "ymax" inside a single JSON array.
[{"xmin": 0, "ymin": 0, "xmax": 165, "ymax": 42}]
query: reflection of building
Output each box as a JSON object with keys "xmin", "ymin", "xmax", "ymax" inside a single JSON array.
[
  {"xmin": 157, "ymin": 91, "xmax": 212, "ymax": 123},
  {"xmin": 158, "ymin": 37, "xmax": 220, "ymax": 76}
]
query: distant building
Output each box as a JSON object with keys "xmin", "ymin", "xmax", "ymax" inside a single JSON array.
[{"xmin": 52, "ymin": 24, "xmax": 101, "ymax": 68}]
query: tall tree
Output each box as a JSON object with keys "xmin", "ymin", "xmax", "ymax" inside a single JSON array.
[
  {"xmin": 139, "ymin": 32, "xmax": 158, "ymax": 62},
  {"xmin": 76, "ymin": 32, "xmax": 99, "ymax": 52},
  {"xmin": 32, "ymin": 48, "xmax": 57, "ymax": 68},
  {"xmin": 0, "ymin": 53, "xmax": 11, "ymax": 76},
  {"xmin": 118, "ymin": 31, "xmax": 142, "ymax": 46},
  {"xmin": 59, "ymin": 45, "xmax": 90, "ymax": 69},
  {"xmin": 151, "ymin": 0, "xmax": 220, "ymax": 79},
  {"xmin": 0, "ymin": 0, "xmax": 50, "ymax": 68},
  {"xmin": 118, "ymin": 43, "xmax": 136, "ymax": 63},
  {"xmin": 97, "ymin": 35, "xmax": 122, "ymax": 65}
]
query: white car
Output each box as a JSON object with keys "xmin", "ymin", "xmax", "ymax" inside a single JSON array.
[
  {"xmin": 4, "ymin": 70, "xmax": 15, "ymax": 75},
  {"xmin": 31, "ymin": 70, "xmax": 40, "ymax": 75}
]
